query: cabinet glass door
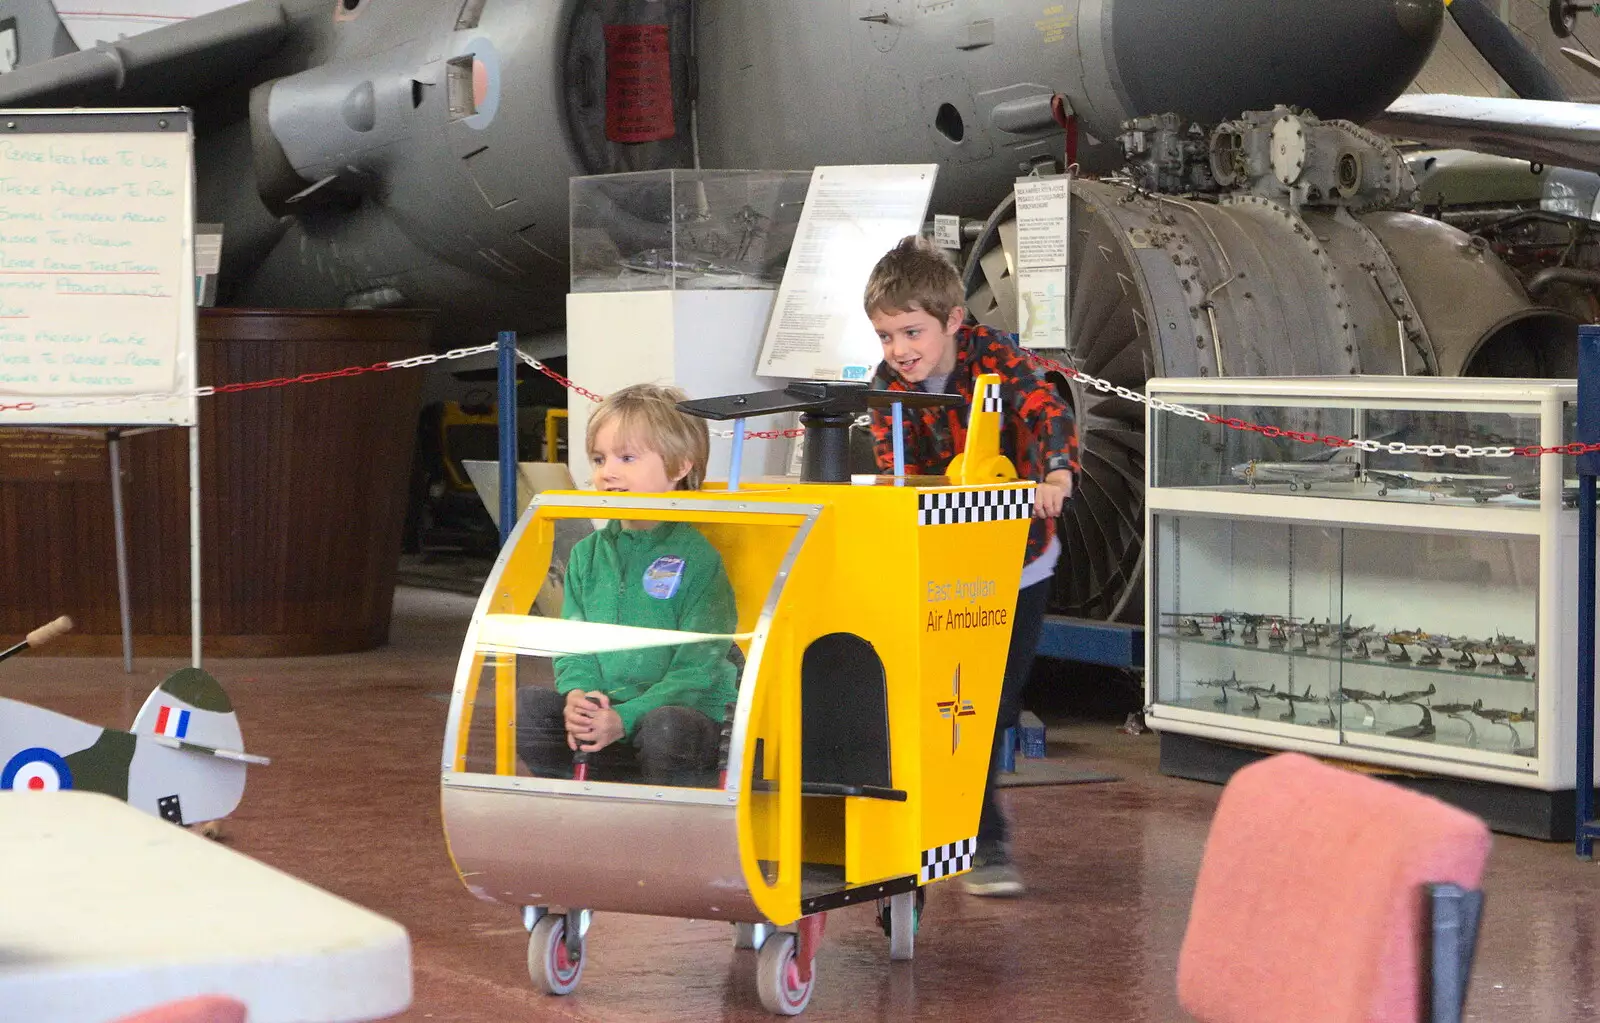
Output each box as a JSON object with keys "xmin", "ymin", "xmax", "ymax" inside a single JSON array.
[
  {"xmin": 1336, "ymin": 526, "xmax": 1538, "ymax": 761},
  {"xmin": 1151, "ymin": 514, "xmax": 1342, "ymax": 735}
]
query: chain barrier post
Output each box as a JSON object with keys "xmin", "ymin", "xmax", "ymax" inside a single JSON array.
[
  {"xmin": 1578, "ymin": 324, "xmax": 1600, "ymax": 859},
  {"xmin": 728, "ymin": 418, "xmax": 745, "ymax": 493},
  {"xmin": 497, "ymin": 331, "xmax": 518, "ymax": 548},
  {"xmin": 892, "ymin": 401, "xmax": 905, "ymax": 479}
]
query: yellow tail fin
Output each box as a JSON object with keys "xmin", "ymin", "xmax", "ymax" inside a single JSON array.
[{"xmin": 946, "ymin": 373, "xmax": 1018, "ymax": 483}]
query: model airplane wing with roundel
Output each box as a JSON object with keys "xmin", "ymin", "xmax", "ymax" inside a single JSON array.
[
  {"xmin": 1, "ymin": 666, "xmax": 265, "ymax": 826},
  {"xmin": 0, "ymin": 698, "xmax": 107, "ymax": 791}
]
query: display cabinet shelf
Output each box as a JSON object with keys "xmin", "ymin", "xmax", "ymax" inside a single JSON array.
[{"xmin": 1157, "ymin": 630, "xmax": 1538, "ymax": 685}]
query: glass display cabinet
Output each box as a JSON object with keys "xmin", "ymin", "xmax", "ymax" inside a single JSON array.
[
  {"xmin": 569, "ymin": 168, "xmax": 810, "ymax": 292},
  {"xmin": 1144, "ymin": 376, "xmax": 1592, "ymax": 838}
]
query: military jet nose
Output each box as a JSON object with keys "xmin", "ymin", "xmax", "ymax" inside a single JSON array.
[{"xmin": 1103, "ymin": 0, "xmax": 1445, "ymax": 132}]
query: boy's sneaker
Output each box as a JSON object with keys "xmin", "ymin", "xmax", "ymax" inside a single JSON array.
[{"xmin": 962, "ymin": 847, "xmax": 1024, "ymax": 897}]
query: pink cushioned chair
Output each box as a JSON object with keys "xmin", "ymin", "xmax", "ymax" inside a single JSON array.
[
  {"xmin": 107, "ymin": 996, "xmax": 248, "ymax": 1023},
  {"xmin": 1177, "ymin": 752, "xmax": 1492, "ymax": 1023}
]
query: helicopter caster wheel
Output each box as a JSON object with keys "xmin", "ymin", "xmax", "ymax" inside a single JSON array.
[
  {"xmin": 528, "ymin": 914, "xmax": 584, "ymax": 995},
  {"xmin": 190, "ymin": 820, "xmax": 224, "ymax": 841},
  {"xmin": 734, "ymin": 922, "xmax": 773, "ymax": 950},
  {"xmin": 876, "ymin": 888, "xmax": 924, "ymax": 961},
  {"xmin": 756, "ymin": 932, "xmax": 813, "ymax": 1015}
]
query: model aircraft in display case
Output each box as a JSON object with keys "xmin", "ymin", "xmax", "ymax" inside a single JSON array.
[{"xmin": 1164, "ymin": 611, "xmax": 1539, "ymax": 679}]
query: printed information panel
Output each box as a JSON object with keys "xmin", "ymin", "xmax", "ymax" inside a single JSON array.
[
  {"xmin": 0, "ymin": 110, "xmax": 196, "ymax": 426},
  {"xmin": 1014, "ymin": 174, "xmax": 1070, "ymax": 351},
  {"xmin": 756, "ymin": 164, "xmax": 937, "ymax": 382}
]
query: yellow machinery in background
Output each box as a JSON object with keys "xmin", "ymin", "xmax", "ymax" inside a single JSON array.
[
  {"xmin": 543, "ymin": 408, "xmax": 568, "ymax": 464},
  {"xmin": 437, "ymin": 396, "xmax": 499, "ymax": 494},
  {"xmin": 440, "ymin": 375, "xmax": 1033, "ymax": 1015}
]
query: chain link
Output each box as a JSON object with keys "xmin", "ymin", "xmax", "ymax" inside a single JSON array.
[
  {"xmin": 516, "ymin": 350, "xmax": 604, "ymax": 403},
  {"xmin": 10, "ymin": 335, "xmax": 1597, "ymax": 460},
  {"xmin": 710, "ymin": 427, "xmax": 806, "ymax": 440},
  {"xmin": 515, "ymin": 351, "xmax": 804, "ymax": 439},
  {"xmin": 0, "ymin": 342, "xmax": 502, "ymax": 415},
  {"xmin": 1022, "ymin": 349, "xmax": 1600, "ymax": 460}
]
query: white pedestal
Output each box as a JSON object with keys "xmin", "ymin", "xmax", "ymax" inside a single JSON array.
[{"xmin": 565, "ymin": 290, "xmax": 799, "ymax": 487}]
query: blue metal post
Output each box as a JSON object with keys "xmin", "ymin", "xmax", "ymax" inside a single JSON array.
[
  {"xmin": 892, "ymin": 401, "xmax": 905, "ymax": 479},
  {"xmin": 497, "ymin": 330, "xmax": 518, "ymax": 548},
  {"xmin": 1577, "ymin": 323, "xmax": 1600, "ymax": 859},
  {"xmin": 1580, "ymin": 476, "xmax": 1596, "ymax": 860},
  {"xmin": 728, "ymin": 418, "xmax": 745, "ymax": 493}
]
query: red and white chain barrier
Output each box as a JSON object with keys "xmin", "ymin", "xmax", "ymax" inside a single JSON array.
[
  {"xmin": 515, "ymin": 349, "xmax": 806, "ymax": 440},
  {"xmin": 3, "ymin": 338, "xmax": 1595, "ymax": 459},
  {"xmin": 1021, "ymin": 351, "xmax": 1600, "ymax": 461},
  {"xmin": 0, "ymin": 342, "xmax": 502, "ymax": 415}
]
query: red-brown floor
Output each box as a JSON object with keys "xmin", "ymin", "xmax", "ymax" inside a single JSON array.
[{"xmin": 7, "ymin": 587, "xmax": 1600, "ymax": 1022}]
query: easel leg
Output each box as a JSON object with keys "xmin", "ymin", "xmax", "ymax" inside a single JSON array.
[
  {"xmin": 108, "ymin": 430, "xmax": 133, "ymax": 674},
  {"xmin": 189, "ymin": 425, "xmax": 201, "ymax": 669}
]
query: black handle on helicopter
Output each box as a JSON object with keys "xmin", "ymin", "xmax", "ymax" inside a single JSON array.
[
  {"xmin": 572, "ymin": 694, "xmax": 606, "ymax": 781},
  {"xmin": 678, "ymin": 382, "xmax": 964, "ymax": 484},
  {"xmin": 0, "ymin": 615, "xmax": 73, "ymax": 666}
]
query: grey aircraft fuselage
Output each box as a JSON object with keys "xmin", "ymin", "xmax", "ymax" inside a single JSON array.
[{"xmin": 0, "ymin": 0, "xmax": 1447, "ymax": 343}]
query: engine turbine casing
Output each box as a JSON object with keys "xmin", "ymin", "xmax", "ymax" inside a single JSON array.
[{"xmin": 966, "ymin": 136, "xmax": 1573, "ymax": 621}]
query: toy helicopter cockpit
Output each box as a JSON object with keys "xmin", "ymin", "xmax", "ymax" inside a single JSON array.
[{"xmin": 440, "ymin": 374, "xmax": 1035, "ymax": 1015}]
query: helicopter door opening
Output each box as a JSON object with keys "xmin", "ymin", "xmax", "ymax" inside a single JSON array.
[{"xmin": 800, "ymin": 633, "xmax": 898, "ymax": 798}]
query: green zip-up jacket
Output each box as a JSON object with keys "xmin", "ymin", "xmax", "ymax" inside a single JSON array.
[{"xmin": 554, "ymin": 520, "xmax": 739, "ymax": 738}]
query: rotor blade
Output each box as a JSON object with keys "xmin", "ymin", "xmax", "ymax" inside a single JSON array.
[
  {"xmin": 1092, "ymin": 331, "xmax": 1151, "ymax": 387},
  {"xmin": 994, "ymin": 221, "xmax": 1023, "ymax": 333},
  {"xmin": 1447, "ymin": 0, "xmax": 1567, "ymax": 100},
  {"xmin": 1090, "ymin": 423, "xmax": 1151, "ymax": 452},
  {"xmin": 968, "ymin": 281, "xmax": 1002, "ymax": 326},
  {"xmin": 1082, "ymin": 445, "xmax": 1143, "ymax": 491},
  {"xmin": 1560, "ymin": 46, "xmax": 1600, "ymax": 83},
  {"xmin": 1061, "ymin": 502, "xmax": 1111, "ymax": 607},
  {"xmin": 1057, "ymin": 508, "xmax": 1099, "ymax": 610},
  {"xmin": 978, "ymin": 246, "xmax": 1018, "ymax": 333}
]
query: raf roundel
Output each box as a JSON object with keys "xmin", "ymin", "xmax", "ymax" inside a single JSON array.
[{"xmin": 2, "ymin": 747, "xmax": 74, "ymax": 792}]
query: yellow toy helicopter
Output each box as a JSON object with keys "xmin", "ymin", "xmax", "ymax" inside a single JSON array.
[{"xmin": 440, "ymin": 374, "xmax": 1034, "ymax": 1015}]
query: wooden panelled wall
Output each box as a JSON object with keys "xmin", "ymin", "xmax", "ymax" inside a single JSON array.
[{"xmin": 0, "ymin": 309, "xmax": 434, "ymax": 656}]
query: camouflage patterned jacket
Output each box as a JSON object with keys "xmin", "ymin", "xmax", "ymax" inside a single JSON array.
[{"xmin": 869, "ymin": 324, "xmax": 1079, "ymax": 565}]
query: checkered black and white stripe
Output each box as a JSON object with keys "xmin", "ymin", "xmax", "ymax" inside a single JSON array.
[
  {"xmin": 917, "ymin": 487, "xmax": 1034, "ymax": 526},
  {"xmin": 920, "ymin": 837, "xmax": 977, "ymax": 882},
  {"xmin": 979, "ymin": 381, "xmax": 1003, "ymax": 413}
]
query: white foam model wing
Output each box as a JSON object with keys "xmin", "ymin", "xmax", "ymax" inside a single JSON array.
[{"xmin": 475, "ymin": 614, "xmax": 750, "ymax": 657}]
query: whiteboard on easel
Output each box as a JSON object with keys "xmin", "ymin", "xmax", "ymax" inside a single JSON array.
[{"xmin": 0, "ymin": 109, "xmax": 196, "ymax": 427}]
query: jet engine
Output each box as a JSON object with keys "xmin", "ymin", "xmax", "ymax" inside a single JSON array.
[{"xmin": 964, "ymin": 107, "xmax": 1576, "ymax": 622}]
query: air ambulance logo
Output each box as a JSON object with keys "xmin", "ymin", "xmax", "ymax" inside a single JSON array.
[{"xmin": 936, "ymin": 665, "xmax": 977, "ymax": 753}]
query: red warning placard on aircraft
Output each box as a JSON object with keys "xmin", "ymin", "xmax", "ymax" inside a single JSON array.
[{"xmin": 604, "ymin": 23, "xmax": 676, "ymax": 143}]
